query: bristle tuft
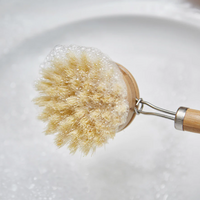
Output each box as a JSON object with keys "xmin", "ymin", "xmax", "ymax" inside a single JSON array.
[{"xmin": 34, "ymin": 45, "xmax": 129, "ymax": 155}]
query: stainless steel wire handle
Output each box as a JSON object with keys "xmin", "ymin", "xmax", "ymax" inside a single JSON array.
[
  {"xmin": 135, "ymin": 98, "xmax": 176, "ymax": 120},
  {"xmin": 134, "ymin": 98, "xmax": 191, "ymax": 131}
]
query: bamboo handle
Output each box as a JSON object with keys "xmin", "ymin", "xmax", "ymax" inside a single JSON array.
[
  {"xmin": 183, "ymin": 109, "xmax": 200, "ymax": 133},
  {"xmin": 175, "ymin": 107, "xmax": 200, "ymax": 133}
]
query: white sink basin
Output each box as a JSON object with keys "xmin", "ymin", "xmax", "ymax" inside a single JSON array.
[{"xmin": 1, "ymin": 1, "xmax": 200, "ymax": 199}]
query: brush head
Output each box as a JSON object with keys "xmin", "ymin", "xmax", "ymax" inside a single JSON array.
[
  {"xmin": 117, "ymin": 64, "xmax": 140, "ymax": 131},
  {"xmin": 34, "ymin": 45, "xmax": 130, "ymax": 155}
]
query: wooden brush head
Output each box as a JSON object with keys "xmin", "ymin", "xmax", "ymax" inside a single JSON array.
[{"xmin": 117, "ymin": 63, "xmax": 140, "ymax": 131}]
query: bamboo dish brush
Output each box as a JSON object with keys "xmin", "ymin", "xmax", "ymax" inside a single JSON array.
[{"xmin": 34, "ymin": 45, "xmax": 200, "ymax": 155}]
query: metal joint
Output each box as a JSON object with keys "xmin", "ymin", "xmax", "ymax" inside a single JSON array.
[{"xmin": 174, "ymin": 107, "xmax": 188, "ymax": 131}]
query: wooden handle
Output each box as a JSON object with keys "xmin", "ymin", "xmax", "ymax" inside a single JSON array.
[{"xmin": 183, "ymin": 109, "xmax": 200, "ymax": 133}]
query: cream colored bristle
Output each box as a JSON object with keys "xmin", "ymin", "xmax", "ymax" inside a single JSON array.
[{"xmin": 34, "ymin": 45, "xmax": 129, "ymax": 155}]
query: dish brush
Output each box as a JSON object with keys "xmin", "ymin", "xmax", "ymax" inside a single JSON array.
[{"xmin": 34, "ymin": 45, "xmax": 200, "ymax": 155}]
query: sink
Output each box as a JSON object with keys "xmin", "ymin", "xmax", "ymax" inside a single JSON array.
[{"xmin": 1, "ymin": 1, "xmax": 200, "ymax": 199}]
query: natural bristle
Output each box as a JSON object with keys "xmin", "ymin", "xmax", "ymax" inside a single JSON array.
[{"xmin": 34, "ymin": 45, "xmax": 129, "ymax": 155}]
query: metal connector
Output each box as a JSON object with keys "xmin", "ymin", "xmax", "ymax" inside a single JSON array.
[{"xmin": 174, "ymin": 107, "xmax": 188, "ymax": 131}]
